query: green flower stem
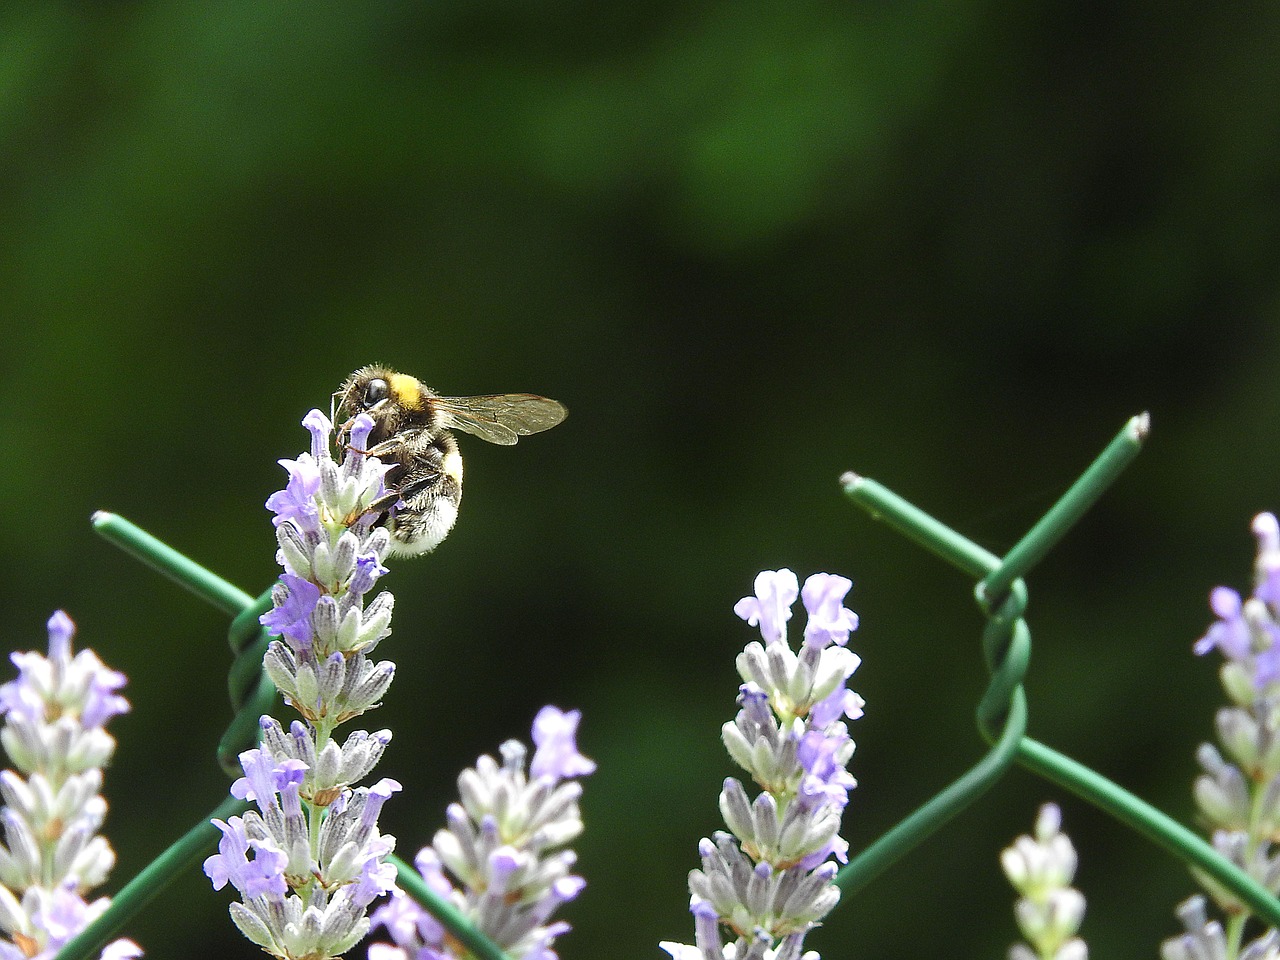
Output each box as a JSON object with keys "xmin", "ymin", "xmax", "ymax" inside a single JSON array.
[
  {"xmin": 841, "ymin": 414, "xmax": 1280, "ymax": 929},
  {"xmin": 92, "ymin": 513, "xmax": 511, "ymax": 960},
  {"xmin": 91, "ymin": 511, "xmax": 255, "ymax": 616},
  {"xmin": 389, "ymin": 855, "xmax": 515, "ymax": 960},
  {"xmin": 56, "ymin": 796, "xmax": 249, "ymax": 960}
]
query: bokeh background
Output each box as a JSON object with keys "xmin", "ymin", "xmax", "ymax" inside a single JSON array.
[{"xmin": 4, "ymin": 3, "xmax": 1280, "ymax": 958}]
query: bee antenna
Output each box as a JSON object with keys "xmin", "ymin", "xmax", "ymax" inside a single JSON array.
[{"xmin": 330, "ymin": 387, "xmax": 343, "ymax": 427}]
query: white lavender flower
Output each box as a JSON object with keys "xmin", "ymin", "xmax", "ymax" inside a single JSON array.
[
  {"xmin": 205, "ymin": 410, "xmax": 401, "ymax": 960},
  {"xmin": 662, "ymin": 570, "xmax": 862, "ymax": 960},
  {"xmin": 0, "ymin": 611, "xmax": 140, "ymax": 960},
  {"xmin": 367, "ymin": 706, "xmax": 595, "ymax": 960},
  {"xmin": 1001, "ymin": 804, "xmax": 1087, "ymax": 960}
]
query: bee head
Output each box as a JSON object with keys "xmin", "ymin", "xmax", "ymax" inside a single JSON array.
[{"xmin": 335, "ymin": 365, "xmax": 440, "ymax": 444}]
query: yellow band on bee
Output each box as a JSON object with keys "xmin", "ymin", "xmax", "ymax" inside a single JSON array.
[{"xmin": 389, "ymin": 373, "xmax": 427, "ymax": 411}]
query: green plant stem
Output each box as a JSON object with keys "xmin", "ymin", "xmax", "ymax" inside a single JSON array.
[
  {"xmin": 57, "ymin": 796, "xmax": 248, "ymax": 960},
  {"xmin": 92, "ymin": 511, "xmax": 255, "ymax": 616},
  {"xmin": 390, "ymin": 855, "xmax": 514, "ymax": 960},
  {"xmin": 1225, "ymin": 912, "xmax": 1248, "ymax": 959}
]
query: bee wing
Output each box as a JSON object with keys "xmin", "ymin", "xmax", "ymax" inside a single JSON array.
[{"xmin": 434, "ymin": 394, "xmax": 567, "ymax": 445}]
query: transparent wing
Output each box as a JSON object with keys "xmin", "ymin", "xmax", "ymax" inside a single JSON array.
[{"xmin": 434, "ymin": 394, "xmax": 568, "ymax": 445}]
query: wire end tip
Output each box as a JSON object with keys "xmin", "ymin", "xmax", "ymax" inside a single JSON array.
[
  {"xmin": 90, "ymin": 510, "xmax": 115, "ymax": 529},
  {"xmin": 839, "ymin": 471, "xmax": 862, "ymax": 490},
  {"xmin": 1129, "ymin": 411, "xmax": 1152, "ymax": 442}
]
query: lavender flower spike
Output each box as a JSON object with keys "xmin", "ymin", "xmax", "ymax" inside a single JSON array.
[
  {"xmin": 0, "ymin": 612, "xmax": 140, "ymax": 960},
  {"xmin": 1194, "ymin": 511, "xmax": 1280, "ymax": 687},
  {"xmin": 664, "ymin": 571, "xmax": 862, "ymax": 960},
  {"xmin": 1166, "ymin": 512, "xmax": 1280, "ymax": 958},
  {"xmin": 207, "ymin": 410, "xmax": 402, "ymax": 960},
  {"xmin": 1001, "ymin": 804, "xmax": 1087, "ymax": 960},
  {"xmin": 368, "ymin": 706, "xmax": 595, "ymax": 960}
]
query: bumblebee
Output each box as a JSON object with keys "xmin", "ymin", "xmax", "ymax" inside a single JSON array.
[{"xmin": 334, "ymin": 364, "xmax": 567, "ymax": 556}]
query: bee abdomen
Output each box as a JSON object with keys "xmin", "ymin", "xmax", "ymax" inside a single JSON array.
[{"xmin": 384, "ymin": 441, "xmax": 464, "ymax": 557}]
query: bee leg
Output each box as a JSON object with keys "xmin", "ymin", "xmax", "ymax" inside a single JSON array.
[
  {"xmin": 359, "ymin": 490, "xmax": 399, "ymax": 518},
  {"xmin": 343, "ymin": 439, "xmax": 398, "ymax": 459},
  {"xmin": 363, "ymin": 439, "xmax": 404, "ymax": 458},
  {"xmin": 358, "ymin": 473, "xmax": 439, "ymax": 519}
]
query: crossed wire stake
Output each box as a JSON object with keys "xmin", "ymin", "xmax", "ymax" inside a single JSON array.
[{"xmin": 838, "ymin": 412, "xmax": 1280, "ymax": 930}]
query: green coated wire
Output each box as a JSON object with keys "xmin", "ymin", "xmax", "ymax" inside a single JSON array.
[
  {"xmin": 217, "ymin": 672, "xmax": 279, "ymax": 777},
  {"xmin": 841, "ymin": 413, "xmax": 1280, "ymax": 929},
  {"xmin": 837, "ymin": 473, "xmax": 1000, "ymax": 578},
  {"xmin": 229, "ymin": 589, "xmax": 275, "ymax": 656},
  {"xmin": 91, "ymin": 512, "xmax": 255, "ymax": 616},
  {"xmin": 87, "ymin": 513, "xmax": 513, "ymax": 960},
  {"xmin": 978, "ymin": 411, "xmax": 1149, "ymax": 607},
  {"xmin": 389, "ymin": 855, "xmax": 516, "ymax": 960},
  {"xmin": 835, "ymin": 688, "xmax": 1028, "ymax": 895},
  {"xmin": 1017, "ymin": 737, "xmax": 1280, "ymax": 928},
  {"xmin": 56, "ymin": 795, "xmax": 249, "ymax": 960}
]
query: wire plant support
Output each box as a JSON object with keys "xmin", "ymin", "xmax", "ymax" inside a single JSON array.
[{"xmin": 837, "ymin": 412, "xmax": 1280, "ymax": 929}]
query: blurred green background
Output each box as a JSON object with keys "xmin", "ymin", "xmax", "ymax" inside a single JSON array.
[{"xmin": 3, "ymin": 3, "xmax": 1280, "ymax": 958}]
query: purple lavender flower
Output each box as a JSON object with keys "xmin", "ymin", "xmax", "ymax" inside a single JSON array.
[
  {"xmin": 205, "ymin": 816, "xmax": 290, "ymax": 900},
  {"xmin": 1173, "ymin": 512, "xmax": 1280, "ymax": 953},
  {"xmin": 208, "ymin": 410, "xmax": 402, "ymax": 960},
  {"xmin": 259, "ymin": 409, "xmax": 396, "ymax": 692},
  {"xmin": 0, "ymin": 612, "xmax": 140, "ymax": 960},
  {"xmin": 1193, "ymin": 587, "xmax": 1249, "ymax": 661},
  {"xmin": 1194, "ymin": 512, "xmax": 1280, "ymax": 684},
  {"xmin": 734, "ymin": 570, "xmax": 799, "ymax": 644},
  {"xmin": 367, "ymin": 708, "xmax": 594, "ymax": 960},
  {"xmin": 204, "ymin": 749, "xmax": 402, "ymax": 959},
  {"xmin": 1253, "ymin": 513, "xmax": 1280, "ymax": 607},
  {"xmin": 664, "ymin": 571, "xmax": 862, "ymax": 960},
  {"xmin": 530, "ymin": 706, "xmax": 596, "ymax": 780},
  {"xmin": 1162, "ymin": 895, "xmax": 1280, "ymax": 960},
  {"xmin": 265, "ymin": 455, "xmax": 322, "ymax": 530},
  {"xmin": 796, "ymin": 728, "xmax": 857, "ymax": 814},
  {"xmin": 800, "ymin": 574, "xmax": 859, "ymax": 650},
  {"xmin": 260, "ymin": 575, "xmax": 324, "ymax": 650}
]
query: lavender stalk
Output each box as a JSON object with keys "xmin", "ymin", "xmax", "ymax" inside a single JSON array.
[
  {"xmin": 367, "ymin": 705, "xmax": 595, "ymax": 960},
  {"xmin": 1164, "ymin": 513, "xmax": 1280, "ymax": 960},
  {"xmin": 204, "ymin": 409, "xmax": 401, "ymax": 960},
  {"xmin": 662, "ymin": 569, "xmax": 863, "ymax": 960},
  {"xmin": 0, "ymin": 611, "xmax": 139, "ymax": 960}
]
